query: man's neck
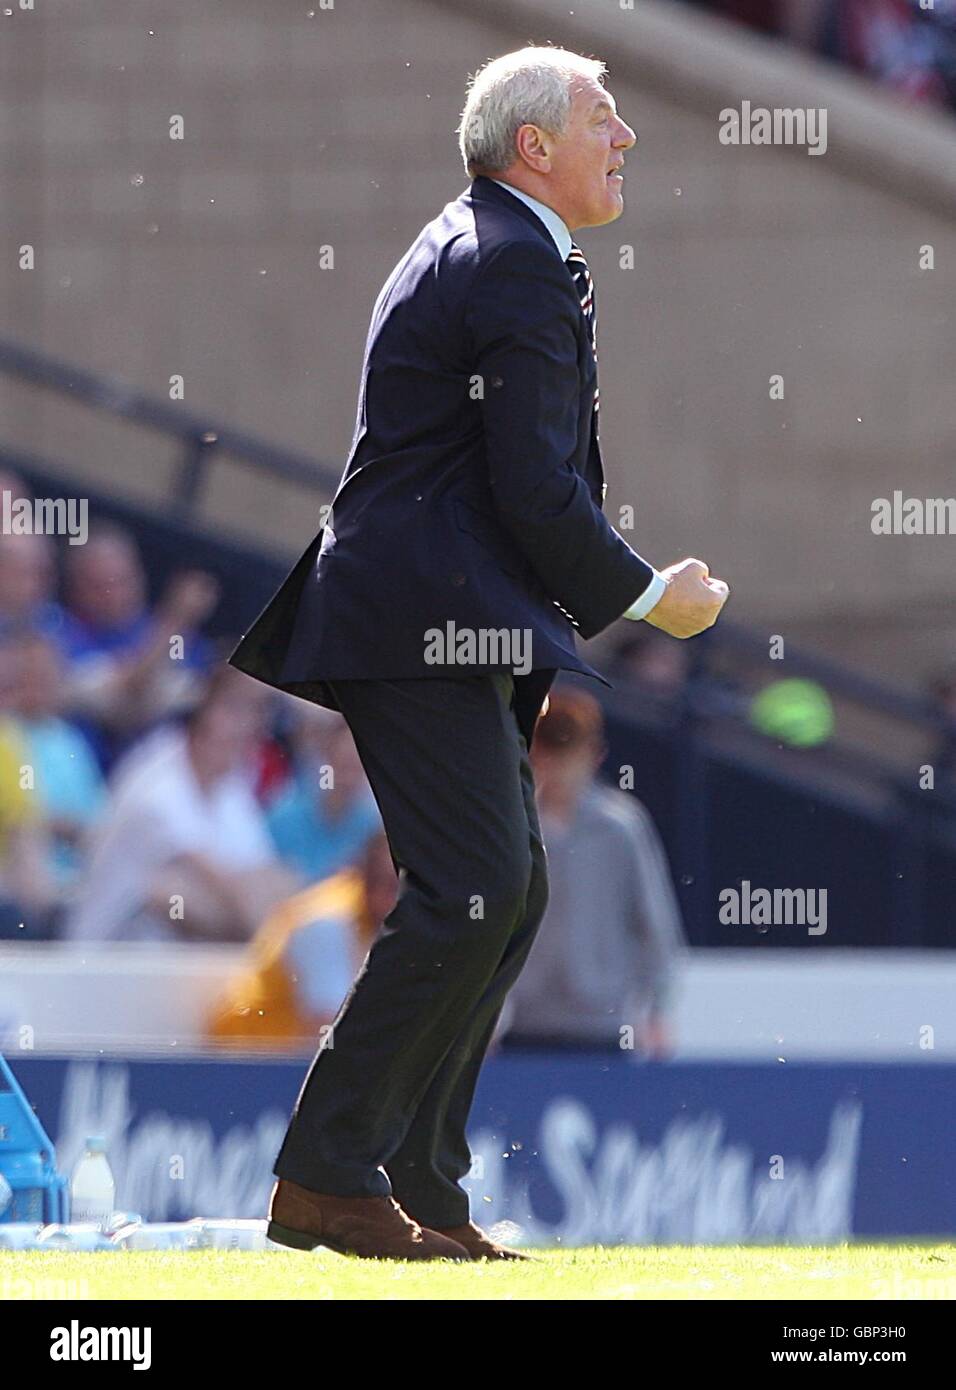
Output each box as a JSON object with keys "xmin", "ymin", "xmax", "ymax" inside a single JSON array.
[{"xmin": 487, "ymin": 177, "xmax": 573, "ymax": 259}]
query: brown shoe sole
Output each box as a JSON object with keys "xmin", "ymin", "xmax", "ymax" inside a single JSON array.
[
  {"xmin": 267, "ymin": 1219, "xmax": 332, "ymax": 1252},
  {"xmin": 266, "ymin": 1218, "xmax": 468, "ymax": 1260}
]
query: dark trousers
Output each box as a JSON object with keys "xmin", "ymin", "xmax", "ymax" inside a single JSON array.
[{"xmin": 273, "ymin": 671, "xmax": 550, "ymax": 1228}]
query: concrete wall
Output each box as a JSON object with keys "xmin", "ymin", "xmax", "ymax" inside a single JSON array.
[
  {"xmin": 1, "ymin": 0, "xmax": 955, "ymax": 685},
  {"xmin": 5, "ymin": 942, "xmax": 954, "ymax": 1061}
]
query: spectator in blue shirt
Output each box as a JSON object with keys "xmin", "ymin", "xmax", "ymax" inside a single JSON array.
[
  {"xmin": 8, "ymin": 630, "xmax": 105, "ymax": 894},
  {"xmin": 0, "ymin": 529, "xmax": 67, "ymax": 645},
  {"xmin": 59, "ymin": 522, "xmax": 219, "ymax": 769},
  {"xmin": 266, "ymin": 709, "xmax": 380, "ymax": 884}
]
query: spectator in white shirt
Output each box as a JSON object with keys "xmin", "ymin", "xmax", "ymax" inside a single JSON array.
[{"xmin": 65, "ymin": 666, "xmax": 298, "ymax": 943}]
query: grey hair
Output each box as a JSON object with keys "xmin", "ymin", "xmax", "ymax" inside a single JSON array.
[{"xmin": 458, "ymin": 46, "xmax": 607, "ymax": 178}]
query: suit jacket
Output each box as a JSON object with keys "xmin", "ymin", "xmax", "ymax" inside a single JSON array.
[{"xmin": 228, "ymin": 176, "xmax": 656, "ymax": 743}]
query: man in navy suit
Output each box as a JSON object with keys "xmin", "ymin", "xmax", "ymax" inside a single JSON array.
[{"xmin": 231, "ymin": 46, "xmax": 728, "ymax": 1261}]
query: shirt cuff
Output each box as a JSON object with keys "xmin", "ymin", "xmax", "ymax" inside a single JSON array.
[{"xmin": 622, "ymin": 570, "xmax": 667, "ymax": 622}]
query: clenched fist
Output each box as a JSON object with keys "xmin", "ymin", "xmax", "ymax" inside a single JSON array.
[{"xmin": 643, "ymin": 558, "xmax": 729, "ymax": 639}]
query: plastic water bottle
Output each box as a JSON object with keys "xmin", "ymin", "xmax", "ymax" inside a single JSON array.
[
  {"xmin": 117, "ymin": 1223, "xmax": 207, "ymax": 1251},
  {"xmin": 0, "ymin": 1223, "xmax": 44, "ymax": 1250},
  {"xmin": 187, "ymin": 1219, "xmax": 274, "ymax": 1251},
  {"xmin": 69, "ymin": 1137, "xmax": 115, "ymax": 1230},
  {"xmin": 37, "ymin": 1224, "xmax": 115, "ymax": 1251}
]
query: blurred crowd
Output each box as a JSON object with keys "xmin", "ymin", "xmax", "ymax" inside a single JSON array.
[
  {"xmin": 0, "ymin": 469, "xmax": 381, "ymax": 943},
  {"xmin": 0, "ymin": 470, "xmax": 685, "ymax": 1056},
  {"xmin": 6, "ymin": 459, "xmax": 956, "ymax": 1043},
  {"xmin": 686, "ymin": 0, "xmax": 956, "ymax": 114},
  {"xmin": 7, "ymin": 456, "xmax": 956, "ymax": 1049}
]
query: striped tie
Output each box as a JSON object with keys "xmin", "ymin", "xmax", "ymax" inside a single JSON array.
[{"xmin": 566, "ymin": 243, "xmax": 600, "ymax": 430}]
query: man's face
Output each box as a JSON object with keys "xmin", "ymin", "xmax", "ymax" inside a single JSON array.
[
  {"xmin": 0, "ymin": 534, "xmax": 54, "ymax": 617},
  {"xmin": 535, "ymin": 77, "xmax": 636, "ymax": 231},
  {"xmin": 531, "ymin": 738, "xmax": 602, "ymax": 806},
  {"xmin": 191, "ymin": 691, "xmax": 265, "ymax": 780},
  {"xmin": 68, "ymin": 537, "xmax": 145, "ymax": 627}
]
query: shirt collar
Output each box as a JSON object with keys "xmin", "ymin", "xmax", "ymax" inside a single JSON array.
[{"xmin": 490, "ymin": 179, "xmax": 573, "ymax": 261}]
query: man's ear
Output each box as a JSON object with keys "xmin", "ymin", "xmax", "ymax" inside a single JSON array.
[{"xmin": 514, "ymin": 123, "xmax": 552, "ymax": 173}]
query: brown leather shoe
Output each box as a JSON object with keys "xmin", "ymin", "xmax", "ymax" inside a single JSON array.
[
  {"xmin": 266, "ymin": 1180, "xmax": 470, "ymax": 1260},
  {"xmin": 431, "ymin": 1220, "xmax": 535, "ymax": 1260}
]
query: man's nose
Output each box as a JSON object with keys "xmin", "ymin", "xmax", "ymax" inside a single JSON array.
[{"xmin": 615, "ymin": 118, "xmax": 637, "ymax": 150}]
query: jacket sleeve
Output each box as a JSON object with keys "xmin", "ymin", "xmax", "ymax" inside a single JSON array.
[{"xmin": 466, "ymin": 239, "xmax": 656, "ymax": 639}]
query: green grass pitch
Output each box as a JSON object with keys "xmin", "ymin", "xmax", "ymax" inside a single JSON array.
[{"xmin": 2, "ymin": 1244, "xmax": 954, "ymax": 1300}]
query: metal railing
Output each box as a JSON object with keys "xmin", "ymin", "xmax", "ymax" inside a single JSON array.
[{"xmin": 0, "ymin": 336, "xmax": 340, "ymax": 518}]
